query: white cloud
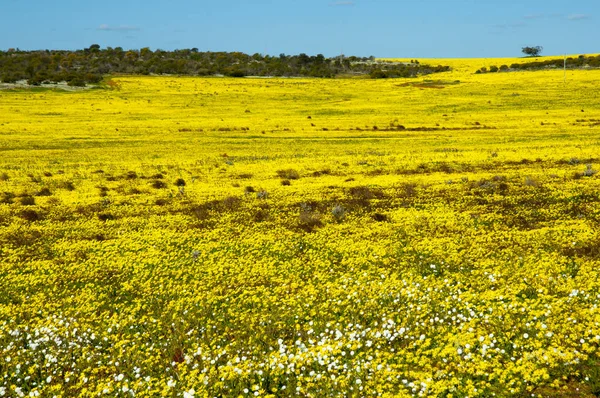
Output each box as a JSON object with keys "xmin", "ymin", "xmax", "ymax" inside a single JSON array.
[
  {"xmin": 567, "ymin": 14, "xmax": 591, "ymax": 21},
  {"xmin": 492, "ymin": 22, "xmax": 526, "ymax": 29},
  {"xmin": 98, "ymin": 24, "xmax": 140, "ymax": 32},
  {"xmin": 524, "ymin": 13, "xmax": 545, "ymax": 20}
]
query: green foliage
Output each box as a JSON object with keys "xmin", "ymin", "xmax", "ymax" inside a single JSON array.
[
  {"xmin": 522, "ymin": 46, "xmax": 543, "ymax": 57},
  {"xmin": 0, "ymin": 47, "xmax": 452, "ymax": 83},
  {"xmin": 225, "ymin": 68, "xmax": 246, "ymax": 78},
  {"xmin": 477, "ymin": 55, "xmax": 600, "ymax": 74},
  {"xmin": 370, "ymin": 69, "xmax": 388, "ymax": 79},
  {"xmin": 511, "ymin": 54, "xmax": 600, "ymax": 71},
  {"xmin": 67, "ymin": 78, "xmax": 86, "ymax": 87},
  {"xmin": 276, "ymin": 169, "xmax": 300, "ymax": 180}
]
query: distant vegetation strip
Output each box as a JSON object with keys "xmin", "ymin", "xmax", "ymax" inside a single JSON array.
[
  {"xmin": 476, "ymin": 54, "xmax": 600, "ymax": 74},
  {"xmin": 0, "ymin": 45, "xmax": 451, "ymax": 86}
]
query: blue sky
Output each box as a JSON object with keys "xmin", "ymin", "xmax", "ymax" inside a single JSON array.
[{"xmin": 1, "ymin": 0, "xmax": 597, "ymax": 58}]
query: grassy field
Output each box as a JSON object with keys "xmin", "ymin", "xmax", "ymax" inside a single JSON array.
[{"xmin": 1, "ymin": 56, "xmax": 600, "ymax": 397}]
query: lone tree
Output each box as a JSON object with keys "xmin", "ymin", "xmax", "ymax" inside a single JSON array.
[{"xmin": 522, "ymin": 46, "xmax": 543, "ymax": 57}]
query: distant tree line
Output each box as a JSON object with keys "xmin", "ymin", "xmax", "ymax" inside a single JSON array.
[
  {"xmin": 476, "ymin": 54, "xmax": 600, "ymax": 74},
  {"xmin": 0, "ymin": 46, "xmax": 451, "ymax": 86}
]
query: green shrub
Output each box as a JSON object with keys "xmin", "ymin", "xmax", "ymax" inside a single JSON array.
[{"xmin": 277, "ymin": 169, "xmax": 300, "ymax": 180}]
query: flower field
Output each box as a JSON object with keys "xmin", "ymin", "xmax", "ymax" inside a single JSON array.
[{"xmin": 1, "ymin": 57, "xmax": 600, "ymax": 397}]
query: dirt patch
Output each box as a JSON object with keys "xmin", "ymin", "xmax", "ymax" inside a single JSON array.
[
  {"xmin": 397, "ymin": 80, "xmax": 461, "ymax": 89},
  {"xmin": 0, "ymin": 80, "xmax": 94, "ymax": 92}
]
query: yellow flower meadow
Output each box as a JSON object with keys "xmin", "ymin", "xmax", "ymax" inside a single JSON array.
[{"xmin": 1, "ymin": 56, "xmax": 600, "ymax": 397}]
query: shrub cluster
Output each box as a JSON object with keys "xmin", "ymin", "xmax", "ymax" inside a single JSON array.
[
  {"xmin": 0, "ymin": 46, "xmax": 451, "ymax": 85},
  {"xmin": 476, "ymin": 54, "xmax": 600, "ymax": 74}
]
